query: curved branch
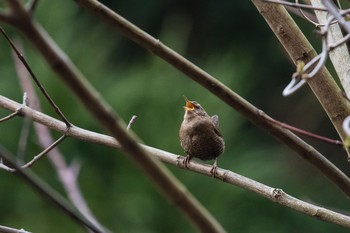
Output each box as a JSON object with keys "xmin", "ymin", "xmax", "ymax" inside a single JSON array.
[
  {"xmin": 2, "ymin": 0, "xmax": 350, "ymax": 230},
  {"xmin": 66, "ymin": 0, "xmax": 350, "ymax": 194},
  {"xmin": 0, "ymin": 146, "xmax": 108, "ymax": 233},
  {"xmin": 252, "ymin": 0, "xmax": 350, "ymax": 157},
  {"xmin": 0, "ymin": 3, "xmax": 227, "ymax": 233},
  {"xmin": 1, "ymin": 95, "xmax": 350, "ymax": 229}
]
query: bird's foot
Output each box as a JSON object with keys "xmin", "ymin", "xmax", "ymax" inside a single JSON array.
[
  {"xmin": 183, "ymin": 156, "xmax": 191, "ymax": 169},
  {"xmin": 210, "ymin": 159, "xmax": 218, "ymax": 178}
]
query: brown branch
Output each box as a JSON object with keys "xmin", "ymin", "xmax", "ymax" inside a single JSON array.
[
  {"xmin": 0, "ymin": 26, "xmax": 71, "ymax": 127},
  {"xmin": 1, "ymin": 96, "xmax": 350, "ymax": 229},
  {"xmin": 66, "ymin": 0, "xmax": 350, "ymax": 193},
  {"xmin": 252, "ymin": 0, "xmax": 350, "ymax": 156},
  {"xmin": 0, "ymin": 110, "xmax": 20, "ymax": 123},
  {"xmin": 0, "ymin": 2, "xmax": 227, "ymax": 232},
  {"xmin": 2, "ymin": 0, "xmax": 350, "ymax": 230},
  {"xmin": 11, "ymin": 39, "xmax": 110, "ymax": 233},
  {"xmin": 0, "ymin": 146, "xmax": 108, "ymax": 233},
  {"xmin": 269, "ymin": 118, "xmax": 343, "ymax": 146},
  {"xmin": 0, "ymin": 224, "xmax": 31, "ymax": 233}
]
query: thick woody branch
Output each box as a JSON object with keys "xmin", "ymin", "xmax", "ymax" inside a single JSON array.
[
  {"xmin": 252, "ymin": 0, "xmax": 350, "ymax": 156},
  {"xmin": 0, "ymin": 146, "xmax": 107, "ymax": 233},
  {"xmin": 11, "ymin": 40, "xmax": 106, "ymax": 232},
  {"xmin": 311, "ymin": 0, "xmax": 350, "ymax": 98},
  {"xmin": 0, "ymin": 2, "xmax": 226, "ymax": 232},
  {"xmin": 1, "ymin": 96, "xmax": 350, "ymax": 229},
  {"xmin": 66, "ymin": 0, "xmax": 350, "ymax": 193},
  {"xmin": 0, "ymin": 0, "xmax": 349, "ymax": 205}
]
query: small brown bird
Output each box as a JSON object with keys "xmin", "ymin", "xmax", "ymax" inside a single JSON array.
[{"xmin": 179, "ymin": 96, "xmax": 225, "ymax": 175}]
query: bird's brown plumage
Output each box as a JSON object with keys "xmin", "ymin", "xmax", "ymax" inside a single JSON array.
[{"xmin": 179, "ymin": 97, "xmax": 224, "ymax": 173}]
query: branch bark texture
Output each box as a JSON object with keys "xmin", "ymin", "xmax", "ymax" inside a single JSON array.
[
  {"xmin": 1, "ymin": 1, "xmax": 226, "ymax": 232},
  {"xmin": 252, "ymin": 0, "xmax": 350, "ymax": 153},
  {"xmin": 311, "ymin": 0, "xmax": 350, "ymax": 98},
  {"xmin": 1, "ymin": 96, "xmax": 350, "ymax": 229},
  {"xmin": 66, "ymin": 0, "xmax": 350, "ymax": 197}
]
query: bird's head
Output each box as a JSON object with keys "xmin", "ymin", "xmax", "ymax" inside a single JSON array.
[{"xmin": 183, "ymin": 96, "xmax": 207, "ymax": 118}]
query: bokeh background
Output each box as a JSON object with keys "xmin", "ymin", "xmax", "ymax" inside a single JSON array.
[{"xmin": 0, "ymin": 0, "xmax": 349, "ymax": 232}]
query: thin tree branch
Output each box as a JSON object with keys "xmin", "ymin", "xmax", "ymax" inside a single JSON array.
[
  {"xmin": 22, "ymin": 134, "xmax": 67, "ymax": 169},
  {"xmin": 12, "ymin": 39, "xmax": 111, "ymax": 233},
  {"xmin": 269, "ymin": 118, "xmax": 343, "ymax": 146},
  {"xmin": 0, "ymin": 146, "xmax": 109, "ymax": 233},
  {"xmin": 0, "ymin": 224, "xmax": 31, "ymax": 233},
  {"xmin": 0, "ymin": 2, "xmax": 228, "ymax": 232},
  {"xmin": 0, "ymin": 110, "xmax": 20, "ymax": 122},
  {"xmin": 126, "ymin": 115, "xmax": 137, "ymax": 130},
  {"xmin": 1, "ymin": 96, "xmax": 350, "ymax": 229},
  {"xmin": 66, "ymin": 0, "xmax": 350, "ymax": 189},
  {"xmin": 0, "ymin": 26, "xmax": 71, "ymax": 127},
  {"xmin": 2, "ymin": 0, "xmax": 350, "ymax": 230}
]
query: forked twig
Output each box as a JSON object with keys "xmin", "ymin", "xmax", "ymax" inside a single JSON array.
[
  {"xmin": 0, "ymin": 26, "xmax": 71, "ymax": 128},
  {"xmin": 0, "ymin": 92, "xmax": 27, "ymax": 123},
  {"xmin": 0, "ymin": 147, "xmax": 109, "ymax": 233},
  {"xmin": 10, "ymin": 39, "xmax": 106, "ymax": 231},
  {"xmin": 2, "ymin": 98, "xmax": 350, "ymax": 229}
]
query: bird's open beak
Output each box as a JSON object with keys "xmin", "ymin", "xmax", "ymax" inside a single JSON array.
[{"xmin": 183, "ymin": 96, "xmax": 194, "ymax": 111}]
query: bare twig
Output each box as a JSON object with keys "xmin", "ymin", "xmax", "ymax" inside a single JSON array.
[
  {"xmin": 0, "ymin": 26, "xmax": 71, "ymax": 127},
  {"xmin": 126, "ymin": 115, "xmax": 137, "ymax": 130},
  {"xmin": 0, "ymin": 146, "xmax": 109, "ymax": 233},
  {"xmin": 0, "ymin": 92, "xmax": 27, "ymax": 123},
  {"xmin": 0, "ymin": 135, "xmax": 67, "ymax": 171},
  {"xmin": 1, "ymin": 97, "xmax": 350, "ymax": 228},
  {"xmin": 68, "ymin": 0, "xmax": 350, "ymax": 187},
  {"xmin": 0, "ymin": 224, "xmax": 31, "ymax": 233},
  {"xmin": 1, "ymin": 2, "xmax": 228, "ymax": 232},
  {"xmin": 22, "ymin": 134, "xmax": 67, "ymax": 168},
  {"xmin": 2, "ymin": 0, "xmax": 350, "ymax": 230},
  {"xmin": 269, "ymin": 118, "xmax": 343, "ymax": 146},
  {"xmin": 11, "ymin": 39, "xmax": 107, "ymax": 232},
  {"xmin": 0, "ymin": 110, "xmax": 20, "ymax": 123}
]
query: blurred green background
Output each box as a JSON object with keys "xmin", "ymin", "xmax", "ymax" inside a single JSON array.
[{"xmin": 0, "ymin": 0, "xmax": 349, "ymax": 232}]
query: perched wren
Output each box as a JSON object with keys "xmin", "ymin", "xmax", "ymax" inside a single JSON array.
[{"xmin": 179, "ymin": 96, "xmax": 225, "ymax": 175}]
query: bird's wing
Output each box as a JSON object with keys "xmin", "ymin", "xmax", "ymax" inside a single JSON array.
[
  {"xmin": 211, "ymin": 115, "xmax": 223, "ymax": 137},
  {"xmin": 211, "ymin": 115, "xmax": 219, "ymax": 127}
]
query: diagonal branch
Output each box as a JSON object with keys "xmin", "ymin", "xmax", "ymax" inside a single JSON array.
[
  {"xmin": 67, "ymin": 0, "xmax": 350, "ymax": 191},
  {"xmin": 0, "ymin": 1, "xmax": 228, "ymax": 232},
  {"xmin": 1, "ymin": 96, "xmax": 350, "ymax": 229},
  {"xmin": 311, "ymin": 0, "xmax": 350, "ymax": 98},
  {"xmin": 252, "ymin": 0, "xmax": 350, "ymax": 156},
  {"xmin": 0, "ymin": 224, "xmax": 31, "ymax": 233},
  {"xmin": 0, "ymin": 146, "xmax": 108, "ymax": 233},
  {"xmin": 11, "ymin": 40, "xmax": 107, "ymax": 232},
  {"xmin": 2, "ymin": 0, "xmax": 350, "ymax": 230}
]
